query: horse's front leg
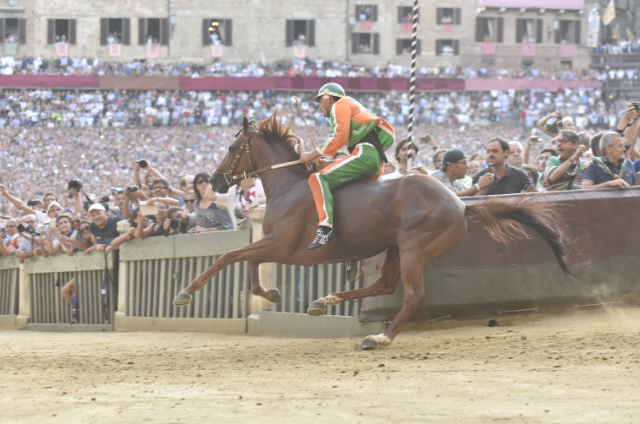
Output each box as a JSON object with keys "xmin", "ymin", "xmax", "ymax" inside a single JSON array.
[
  {"xmin": 247, "ymin": 260, "xmax": 281, "ymax": 304},
  {"xmin": 174, "ymin": 238, "xmax": 277, "ymax": 306}
]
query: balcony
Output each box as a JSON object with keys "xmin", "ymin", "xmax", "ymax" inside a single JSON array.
[{"xmin": 591, "ymin": 52, "xmax": 640, "ymax": 69}]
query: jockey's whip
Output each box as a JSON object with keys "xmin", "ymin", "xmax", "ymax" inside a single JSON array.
[{"xmin": 407, "ymin": 0, "xmax": 420, "ymax": 144}]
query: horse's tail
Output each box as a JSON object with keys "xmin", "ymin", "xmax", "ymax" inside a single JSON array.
[{"xmin": 465, "ymin": 198, "xmax": 571, "ymax": 275}]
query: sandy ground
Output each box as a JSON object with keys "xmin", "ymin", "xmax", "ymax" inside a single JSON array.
[{"xmin": 1, "ymin": 307, "xmax": 640, "ymax": 424}]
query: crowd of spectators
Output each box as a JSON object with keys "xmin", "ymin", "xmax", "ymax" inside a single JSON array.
[
  {"xmin": 0, "ymin": 87, "xmax": 631, "ymax": 132},
  {"xmin": 2, "ymin": 85, "xmax": 640, "ymax": 276},
  {"xmin": 0, "ymin": 56, "xmax": 602, "ymax": 80}
]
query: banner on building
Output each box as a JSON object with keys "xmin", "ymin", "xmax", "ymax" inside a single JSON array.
[
  {"xmin": 359, "ymin": 21, "xmax": 375, "ymax": 31},
  {"xmin": 292, "ymin": 45, "xmax": 306, "ymax": 59},
  {"xmin": 108, "ymin": 43, "xmax": 122, "ymax": 57},
  {"xmin": 559, "ymin": 42, "xmax": 578, "ymax": 57},
  {"xmin": 55, "ymin": 42, "xmax": 69, "ymax": 57},
  {"xmin": 210, "ymin": 45, "xmax": 224, "ymax": 58},
  {"xmin": 588, "ymin": 7, "xmax": 601, "ymax": 47},
  {"xmin": 521, "ymin": 41, "xmax": 536, "ymax": 56},
  {"xmin": 481, "ymin": 42, "xmax": 496, "ymax": 56},
  {"xmin": 146, "ymin": 44, "xmax": 161, "ymax": 59}
]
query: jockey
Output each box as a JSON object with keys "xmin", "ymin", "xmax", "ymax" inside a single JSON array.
[{"xmin": 299, "ymin": 82, "xmax": 396, "ymax": 249}]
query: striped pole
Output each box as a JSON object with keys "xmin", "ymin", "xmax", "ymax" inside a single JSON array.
[{"xmin": 407, "ymin": 0, "xmax": 420, "ymax": 144}]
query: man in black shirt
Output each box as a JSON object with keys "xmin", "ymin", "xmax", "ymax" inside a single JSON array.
[
  {"xmin": 86, "ymin": 203, "xmax": 121, "ymax": 253},
  {"xmin": 473, "ymin": 138, "xmax": 533, "ymax": 195}
]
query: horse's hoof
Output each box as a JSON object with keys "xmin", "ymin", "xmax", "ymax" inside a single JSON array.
[
  {"xmin": 307, "ymin": 300, "xmax": 328, "ymax": 316},
  {"xmin": 266, "ymin": 288, "xmax": 281, "ymax": 304},
  {"xmin": 360, "ymin": 338, "xmax": 378, "ymax": 351},
  {"xmin": 174, "ymin": 292, "xmax": 192, "ymax": 307}
]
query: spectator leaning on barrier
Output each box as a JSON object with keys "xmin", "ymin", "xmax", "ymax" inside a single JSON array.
[
  {"xmin": 473, "ymin": 138, "xmax": 533, "ymax": 195},
  {"xmin": 1, "ymin": 219, "xmax": 20, "ymax": 255},
  {"xmin": 85, "ymin": 203, "xmax": 121, "ymax": 253},
  {"xmin": 543, "ymin": 130, "xmax": 588, "ymax": 191},
  {"xmin": 582, "ymin": 131, "xmax": 636, "ymax": 189},
  {"xmin": 431, "ymin": 149, "xmax": 492, "ymax": 197},
  {"xmin": 191, "ymin": 172, "xmax": 233, "ymax": 233}
]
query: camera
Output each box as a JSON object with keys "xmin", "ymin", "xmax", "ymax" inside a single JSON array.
[
  {"xmin": 545, "ymin": 116, "xmax": 563, "ymax": 135},
  {"xmin": 67, "ymin": 179, "xmax": 82, "ymax": 192},
  {"xmin": 17, "ymin": 223, "xmax": 42, "ymax": 238},
  {"xmin": 137, "ymin": 159, "xmax": 148, "ymax": 168},
  {"xmin": 126, "ymin": 185, "xmax": 139, "ymax": 193},
  {"xmin": 169, "ymin": 219, "xmax": 181, "ymax": 230}
]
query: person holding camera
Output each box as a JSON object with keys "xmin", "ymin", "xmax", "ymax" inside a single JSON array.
[
  {"xmin": 64, "ymin": 179, "xmax": 84, "ymax": 215},
  {"xmin": 190, "ymin": 173, "xmax": 233, "ymax": 233},
  {"xmin": 1, "ymin": 219, "xmax": 20, "ymax": 256},
  {"xmin": 44, "ymin": 215, "xmax": 88, "ymax": 256},
  {"xmin": 162, "ymin": 207, "xmax": 191, "ymax": 236},
  {"xmin": 543, "ymin": 130, "xmax": 588, "ymax": 191}
]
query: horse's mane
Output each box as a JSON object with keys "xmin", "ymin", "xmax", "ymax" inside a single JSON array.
[{"xmin": 257, "ymin": 114, "xmax": 301, "ymax": 159}]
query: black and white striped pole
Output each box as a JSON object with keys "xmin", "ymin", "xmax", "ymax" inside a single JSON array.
[{"xmin": 407, "ymin": 0, "xmax": 420, "ymax": 144}]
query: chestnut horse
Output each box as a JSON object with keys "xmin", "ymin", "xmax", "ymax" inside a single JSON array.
[{"xmin": 174, "ymin": 115, "xmax": 570, "ymax": 350}]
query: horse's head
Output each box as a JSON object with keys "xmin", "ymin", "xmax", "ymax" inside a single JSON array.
[{"xmin": 211, "ymin": 117, "xmax": 257, "ymax": 193}]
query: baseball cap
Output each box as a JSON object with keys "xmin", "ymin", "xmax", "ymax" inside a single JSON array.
[
  {"xmin": 442, "ymin": 149, "xmax": 466, "ymax": 170},
  {"xmin": 47, "ymin": 201, "xmax": 63, "ymax": 213},
  {"xmin": 88, "ymin": 203, "xmax": 106, "ymax": 212}
]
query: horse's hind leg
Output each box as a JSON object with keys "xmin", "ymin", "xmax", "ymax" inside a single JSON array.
[{"xmin": 308, "ymin": 247, "xmax": 400, "ymax": 315}]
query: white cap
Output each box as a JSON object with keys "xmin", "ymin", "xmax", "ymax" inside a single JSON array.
[
  {"xmin": 88, "ymin": 203, "xmax": 106, "ymax": 212},
  {"xmin": 47, "ymin": 201, "xmax": 63, "ymax": 213}
]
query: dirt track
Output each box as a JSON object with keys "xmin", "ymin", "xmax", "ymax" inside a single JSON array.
[{"xmin": 1, "ymin": 307, "xmax": 639, "ymax": 424}]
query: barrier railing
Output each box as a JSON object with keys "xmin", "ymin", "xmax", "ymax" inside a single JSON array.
[
  {"xmin": 116, "ymin": 230, "xmax": 251, "ymax": 333},
  {"xmin": 0, "ymin": 256, "xmax": 19, "ymax": 318},
  {"xmin": 22, "ymin": 253, "xmax": 115, "ymax": 326},
  {"xmin": 274, "ymin": 262, "xmax": 361, "ymax": 317}
]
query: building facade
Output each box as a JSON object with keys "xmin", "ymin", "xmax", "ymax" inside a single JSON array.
[{"xmin": 0, "ymin": 0, "xmax": 591, "ymax": 70}]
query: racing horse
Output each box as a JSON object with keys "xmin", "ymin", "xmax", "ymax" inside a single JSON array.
[{"xmin": 174, "ymin": 115, "xmax": 570, "ymax": 350}]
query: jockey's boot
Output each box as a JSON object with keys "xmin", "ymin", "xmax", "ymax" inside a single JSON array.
[{"xmin": 307, "ymin": 226, "xmax": 335, "ymax": 250}]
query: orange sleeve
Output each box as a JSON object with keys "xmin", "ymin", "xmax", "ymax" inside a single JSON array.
[{"xmin": 321, "ymin": 100, "xmax": 351, "ymax": 157}]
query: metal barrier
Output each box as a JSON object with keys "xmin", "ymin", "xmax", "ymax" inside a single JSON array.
[
  {"xmin": 274, "ymin": 262, "xmax": 362, "ymax": 317},
  {"xmin": 22, "ymin": 254, "xmax": 115, "ymax": 327},
  {"xmin": 116, "ymin": 230, "xmax": 251, "ymax": 332},
  {"xmin": 0, "ymin": 256, "xmax": 19, "ymax": 317}
]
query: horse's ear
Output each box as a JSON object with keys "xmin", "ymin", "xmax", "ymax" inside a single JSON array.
[{"xmin": 242, "ymin": 116, "xmax": 250, "ymax": 134}]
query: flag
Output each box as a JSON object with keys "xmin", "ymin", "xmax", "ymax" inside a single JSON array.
[
  {"xmin": 602, "ymin": 0, "xmax": 616, "ymax": 26},
  {"xmin": 55, "ymin": 42, "xmax": 68, "ymax": 57},
  {"xmin": 292, "ymin": 45, "xmax": 306, "ymax": 59},
  {"xmin": 146, "ymin": 43, "xmax": 160, "ymax": 59},
  {"xmin": 442, "ymin": 24, "xmax": 454, "ymax": 33},
  {"xmin": 403, "ymin": 22, "xmax": 413, "ymax": 33},
  {"xmin": 521, "ymin": 41, "xmax": 536, "ymax": 56},
  {"xmin": 210, "ymin": 45, "xmax": 224, "ymax": 58},
  {"xmin": 481, "ymin": 42, "xmax": 496, "ymax": 56},
  {"xmin": 559, "ymin": 42, "xmax": 577, "ymax": 57},
  {"xmin": 359, "ymin": 21, "xmax": 375, "ymax": 31},
  {"xmin": 108, "ymin": 43, "xmax": 122, "ymax": 57},
  {"xmin": 587, "ymin": 7, "xmax": 601, "ymax": 48}
]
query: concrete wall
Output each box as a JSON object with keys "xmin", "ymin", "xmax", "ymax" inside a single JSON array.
[
  {"xmin": 1, "ymin": 0, "xmax": 589, "ymax": 69},
  {"xmin": 360, "ymin": 188, "xmax": 640, "ymax": 321}
]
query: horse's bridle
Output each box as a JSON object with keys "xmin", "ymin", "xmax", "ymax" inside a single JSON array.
[{"xmin": 219, "ymin": 126, "xmax": 307, "ymax": 187}]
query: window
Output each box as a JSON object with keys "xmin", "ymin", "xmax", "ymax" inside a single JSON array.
[
  {"xmin": 436, "ymin": 8, "xmax": 461, "ymax": 25},
  {"xmin": 100, "ymin": 18, "xmax": 131, "ymax": 45},
  {"xmin": 435, "ymin": 39, "xmax": 460, "ymax": 56},
  {"xmin": 398, "ymin": 6, "xmax": 419, "ymax": 23},
  {"xmin": 554, "ymin": 20, "xmax": 580, "ymax": 44},
  {"xmin": 0, "ymin": 18, "xmax": 26, "ymax": 44},
  {"xmin": 516, "ymin": 19, "xmax": 543, "ymax": 43},
  {"xmin": 396, "ymin": 38, "xmax": 421, "ymax": 55},
  {"xmin": 475, "ymin": 17, "xmax": 504, "ymax": 42},
  {"xmin": 138, "ymin": 18, "xmax": 169, "ymax": 46},
  {"xmin": 47, "ymin": 19, "xmax": 77, "ymax": 44},
  {"xmin": 352, "ymin": 33, "xmax": 379, "ymax": 54},
  {"xmin": 356, "ymin": 5, "xmax": 378, "ymax": 22},
  {"xmin": 560, "ymin": 59, "xmax": 573, "ymax": 69},
  {"xmin": 285, "ymin": 20, "xmax": 315, "ymax": 47},
  {"xmin": 202, "ymin": 19, "xmax": 232, "ymax": 46}
]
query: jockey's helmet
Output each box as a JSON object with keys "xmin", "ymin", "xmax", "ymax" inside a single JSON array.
[{"xmin": 316, "ymin": 82, "xmax": 346, "ymax": 101}]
